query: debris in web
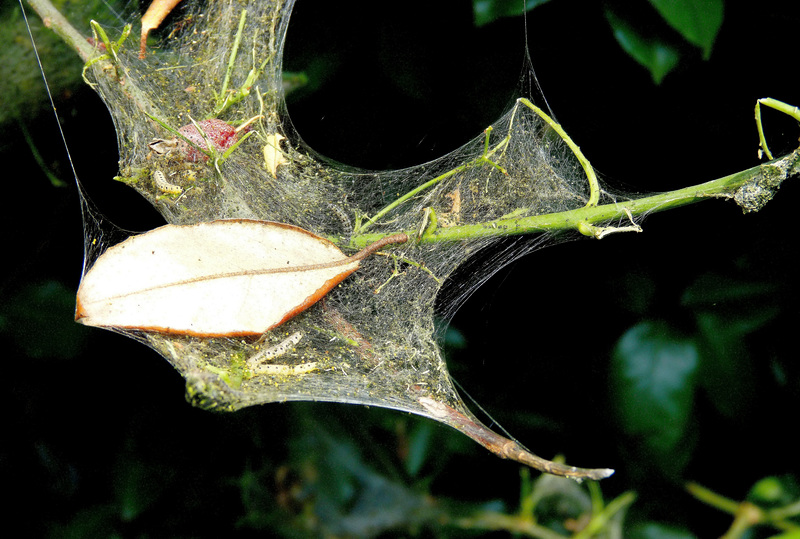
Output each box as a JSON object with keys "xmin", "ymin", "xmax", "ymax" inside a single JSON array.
[{"xmin": 71, "ymin": 0, "xmax": 621, "ymax": 480}]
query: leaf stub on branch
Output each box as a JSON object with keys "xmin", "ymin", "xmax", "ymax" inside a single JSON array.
[
  {"xmin": 419, "ymin": 397, "xmax": 614, "ymax": 481},
  {"xmin": 75, "ymin": 219, "xmax": 405, "ymax": 337}
]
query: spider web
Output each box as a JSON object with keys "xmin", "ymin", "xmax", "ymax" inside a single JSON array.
[{"xmin": 75, "ymin": 0, "xmax": 622, "ymax": 478}]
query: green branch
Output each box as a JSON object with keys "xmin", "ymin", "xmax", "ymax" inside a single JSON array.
[
  {"xmin": 349, "ymin": 148, "xmax": 800, "ymax": 248},
  {"xmin": 516, "ymin": 98, "xmax": 601, "ymax": 207}
]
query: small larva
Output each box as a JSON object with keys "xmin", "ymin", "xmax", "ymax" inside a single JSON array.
[
  {"xmin": 153, "ymin": 169, "xmax": 182, "ymax": 194},
  {"xmin": 248, "ymin": 332, "xmax": 314, "ymax": 376},
  {"xmin": 251, "ymin": 361, "xmax": 319, "ymax": 376},
  {"xmin": 328, "ymin": 203, "xmax": 353, "ymax": 233},
  {"xmin": 249, "ymin": 332, "xmax": 303, "ymax": 364}
]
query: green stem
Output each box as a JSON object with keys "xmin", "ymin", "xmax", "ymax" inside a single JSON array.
[
  {"xmin": 755, "ymin": 97, "xmax": 800, "ymax": 160},
  {"xmin": 573, "ymin": 491, "xmax": 636, "ymax": 539},
  {"xmin": 214, "ymin": 9, "xmax": 248, "ymax": 115},
  {"xmin": 769, "ymin": 499, "xmax": 800, "ymax": 522},
  {"xmin": 517, "ymin": 98, "xmax": 601, "ymax": 207},
  {"xmin": 686, "ymin": 482, "xmax": 743, "ymax": 515},
  {"xmin": 722, "ymin": 503, "xmax": 763, "ymax": 539},
  {"xmin": 688, "ymin": 482, "xmax": 800, "ymax": 537},
  {"xmin": 454, "ymin": 511, "xmax": 567, "ymax": 539},
  {"xmin": 348, "ymin": 149, "xmax": 800, "ymax": 248}
]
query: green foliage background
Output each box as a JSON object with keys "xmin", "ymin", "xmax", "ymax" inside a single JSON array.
[{"xmin": 1, "ymin": 0, "xmax": 799, "ymax": 537}]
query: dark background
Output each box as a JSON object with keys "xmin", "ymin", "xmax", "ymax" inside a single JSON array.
[{"xmin": 2, "ymin": 0, "xmax": 799, "ymax": 536}]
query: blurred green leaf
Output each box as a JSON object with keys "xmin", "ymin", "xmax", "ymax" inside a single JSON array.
[
  {"xmin": 605, "ymin": 10, "xmax": 680, "ymax": 84},
  {"xmin": 628, "ymin": 521, "xmax": 698, "ymax": 539},
  {"xmin": 748, "ymin": 475, "xmax": 800, "ymax": 508},
  {"xmin": 611, "ymin": 320, "xmax": 699, "ymax": 475},
  {"xmin": 0, "ymin": 280, "xmax": 88, "ymax": 359},
  {"xmin": 473, "ymin": 0, "xmax": 551, "ymax": 27},
  {"xmin": 47, "ymin": 504, "xmax": 119, "ymax": 539},
  {"xmin": 681, "ymin": 272, "xmax": 778, "ymax": 311},
  {"xmin": 648, "ymin": 0, "xmax": 723, "ymax": 59},
  {"xmin": 405, "ymin": 420, "xmax": 434, "ymax": 478},
  {"xmin": 114, "ymin": 458, "xmax": 176, "ymax": 522},
  {"xmin": 694, "ymin": 311, "xmax": 756, "ymax": 418},
  {"xmin": 612, "ymin": 271, "xmax": 657, "ymax": 316},
  {"xmin": 442, "ymin": 324, "xmax": 467, "ymax": 350},
  {"xmin": 683, "ymin": 272, "xmax": 779, "ymax": 418},
  {"xmin": 750, "ymin": 476, "xmax": 787, "ymax": 505},
  {"xmin": 529, "ymin": 471, "xmax": 591, "ymax": 533},
  {"xmin": 282, "ymin": 407, "xmax": 444, "ymax": 537}
]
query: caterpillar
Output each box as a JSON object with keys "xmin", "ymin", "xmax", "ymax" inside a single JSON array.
[
  {"xmin": 247, "ymin": 332, "xmax": 314, "ymax": 376},
  {"xmin": 328, "ymin": 203, "xmax": 353, "ymax": 233},
  {"xmin": 250, "ymin": 361, "xmax": 318, "ymax": 376},
  {"xmin": 248, "ymin": 331, "xmax": 302, "ymax": 363},
  {"xmin": 153, "ymin": 169, "xmax": 182, "ymax": 194}
]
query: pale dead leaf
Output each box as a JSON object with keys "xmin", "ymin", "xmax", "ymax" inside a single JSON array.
[{"xmin": 75, "ymin": 219, "xmax": 360, "ymax": 336}]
